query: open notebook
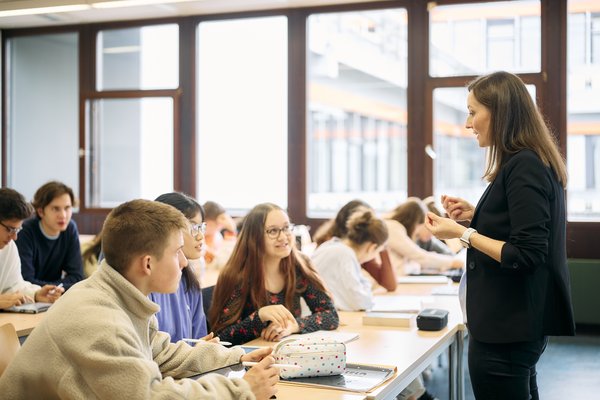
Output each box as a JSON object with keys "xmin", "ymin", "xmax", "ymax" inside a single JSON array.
[{"xmin": 5, "ymin": 302, "xmax": 52, "ymax": 314}]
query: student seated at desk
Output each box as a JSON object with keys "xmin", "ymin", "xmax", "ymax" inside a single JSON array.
[
  {"xmin": 385, "ymin": 198, "xmax": 463, "ymax": 276},
  {"xmin": 311, "ymin": 207, "xmax": 387, "ymax": 311},
  {"xmin": 16, "ymin": 181, "xmax": 84, "ymax": 290},
  {"xmin": 313, "ymin": 199, "xmax": 398, "ymax": 292},
  {"xmin": 203, "ymin": 200, "xmax": 237, "ymax": 271},
  {"xmin": 0, "ymin": 188, "xmax": 64, "ymax": 309},
  {"xmin": 0, "ymin": 199, "xmax": 279, "ymax": 400},
  {"xmin": 312, "ymin": 207, "xmax": 426, "ymax": 400},
  {"xmin": 150, "ymin": 192, "xmax": 208, "ymax": 343},
  {"xmin": 209, "ymin": 203, "xmax": 339, "ymax": 345}
]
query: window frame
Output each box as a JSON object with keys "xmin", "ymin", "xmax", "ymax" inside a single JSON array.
[{"xmin": 2, "ymin": 1, "xmax": 598, "ymax": 258}]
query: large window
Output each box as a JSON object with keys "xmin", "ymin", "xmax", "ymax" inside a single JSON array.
[
  {"xmin": 429, "ymin": 1, "xmax": 541, "ymax": 77},
  {"xmin": 432, "ymin": 88, "xmax": 486, "ymax": 208},
  {"xmin": 85, "ymin": 98, "xmax": 174, "ymax": 208},
  {"xmin": 97, "ymin": 24, "xmax": 178, "ymax": 90},
  {"xmin": 429, "ymin": 1, "xmax": 541, "ymax": 207},
  {"xmin": 196, "ymin": 17, "xmax": 288, "ymax": 212},
  {"xmin": 6, "ymin": 33, "xmax": 79, "ymax": 201},
  {"xmin": 85, "ymin": 24, "xmax": 179, "ymax": 208},
  {"xmin": 567, "ymin": 1, "xmax": 600, "ymax": 221},
  {"xmin": 307, "ymin": 8, "xmax": 408, "ymax": 216}
]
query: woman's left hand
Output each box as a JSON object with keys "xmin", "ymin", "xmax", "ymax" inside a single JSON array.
[
  {"xmin": 260, "ymin": 319, "xmax": 299, "ymax": 342},
  {"xmin": 425, "ymin": 212, "xmax": 466, "ymax": 240}
]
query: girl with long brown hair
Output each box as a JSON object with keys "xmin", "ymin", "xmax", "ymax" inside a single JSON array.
[{"xmin": 209, "ymin": 203, "xmax": 338, "ymax": 345}]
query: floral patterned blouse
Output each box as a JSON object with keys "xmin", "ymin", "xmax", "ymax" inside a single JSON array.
[{"xmin": 214, "ymin": 273, "xmax": 339, "ymax": 345}]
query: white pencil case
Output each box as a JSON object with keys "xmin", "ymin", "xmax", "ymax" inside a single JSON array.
[{"xmin": 273, "ymin": 337, "xmax": 346, "ymax": 379}]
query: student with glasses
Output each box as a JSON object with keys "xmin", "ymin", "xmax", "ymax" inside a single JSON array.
[
  {"xmin": 150, "ymin": 192, "xmax": 211, "ymax": 343},
  {"xmin": 0, "ymin": 188, "xmax": 64, "ymax": 309},
  {"xmin": 209, "ymin": 203, "xmax": 339, "ymax": 345}
]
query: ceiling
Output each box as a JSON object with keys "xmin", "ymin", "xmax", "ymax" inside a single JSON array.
[{"xmin": 0, "ymin": 0, "xmax": 385, "ymax": 29}]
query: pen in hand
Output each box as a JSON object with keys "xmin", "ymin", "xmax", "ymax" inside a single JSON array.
[
  {"xmin": 49, "ymin": 283, "xmax": 64, "ymax": 295},
  {"xmin": 183, "ymin": 338, "xmax": 232, "ymax": 346},
  {"xmin": 242, "ymin": 361, "xmax": 301, "ymax": 370}
]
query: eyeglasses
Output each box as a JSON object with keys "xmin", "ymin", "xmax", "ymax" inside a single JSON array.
[
  {"xmin": 190, "ymin": 222, "xmax": 207, "ymax": 237},
  {"xmin": 265, "ymin": 224, "xmax": 295, "ymax": 240},
  {"xmin": 0, "ymin": 221, "xmax": 22, "ymax": 235}
]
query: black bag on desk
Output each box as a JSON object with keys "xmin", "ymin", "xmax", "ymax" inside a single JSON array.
[{"xmin": 417, "ymin": 308, "xmax": 449, "ymax": 331}]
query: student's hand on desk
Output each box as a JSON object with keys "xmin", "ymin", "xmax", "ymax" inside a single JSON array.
[
  {"xmin": 260, "ymin": 318, "xmax": 299, "ymax": 342},
  {"xmin": 425, "ymin": 212, "xmax": 466, "ymax": 240},
  {"xmin": 241, "ymin": 353, "xmax": 279, "ymax": 400},
  {"xmin": 258, "ymin": 304, "xmax": 296, "ymax": 327},
  {"xmin": 441, "ymin": 195, "xmax": 474, "ymax": 222},
  {"xmin": 240, "ymin": 346, "xmax": 274, "ymax": 363},
  {"xmin": 35, "ymin": 284, "xmax": 64, "ymax": 303},
  {"xmin": 0, "ymin": 291, "xmax": 32, "ymax": 309},
  {"xmin": 198, "ymin": 332, "xmax": 221, "ymax": 343}
]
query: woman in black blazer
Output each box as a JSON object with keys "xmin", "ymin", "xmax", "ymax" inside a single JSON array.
[{"xmin": 426, "ymin": 71, "xmax": 575, "ymax": 400}]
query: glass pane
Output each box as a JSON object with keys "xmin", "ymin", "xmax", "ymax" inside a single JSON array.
[
  {"xmin": 97, "ymin": 24, "xmax": 178, "ymax": 90},
  {"xmin": 433, "ymin": 85, "xmax": 537, "ymax": 207},
  {"xmin": 307, "ymin": 8, "xmax": 408, "ymax": 217},
  {"xmin": 7, "ymin": 33, "xmax": 79, "ymax": 200},
  {"xmin": 197, "ymin": 17, "xmax": 287, "ymax": 211},
  {"xmin": 433, "ymin": 88, "xmax": 487, "ymax": 208},
  {"xmin": 567, "ymin": 1, "xmax": 600, "ymax": 221},
  {"xmin": 86, "ymin": 98, "xmax": 173, "ymax": 208},
  {"xmin": 430, "ymin": 1, "xmax": 540, "ymax": 77}
]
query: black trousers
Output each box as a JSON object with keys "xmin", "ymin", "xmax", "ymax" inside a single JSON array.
[{"xmin": 468, "ymin": 335, "xmax": 548, "ymax": 400}]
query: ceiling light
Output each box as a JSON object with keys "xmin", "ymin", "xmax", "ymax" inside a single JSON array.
[
  {"xmin": 0, "ymin": 4, "xmax": 90, "ymax": 18},
  {"xmin": 92, "ymin": 0, "xmax": 195, "ymax": 9}
]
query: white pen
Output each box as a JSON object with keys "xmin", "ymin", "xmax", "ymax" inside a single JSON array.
[
  {"xmin": 183, "ymin": 338, "xmax": 233, "ymax": 346},
  {"xmin": 49, "ymin": 283, "xmax": 64, "ymax": 295},
  {"xmin": 242, "ymin": 361, "xmax": 302, "ymax": 370}
]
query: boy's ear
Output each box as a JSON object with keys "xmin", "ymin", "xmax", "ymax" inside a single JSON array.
[
  {"xmin": 132, "ymin": 255, "xmax": 153, "ymax": 277},
  {"xmin": 36, "ymin": 207, "xmax": 44, "ymax": 218}
]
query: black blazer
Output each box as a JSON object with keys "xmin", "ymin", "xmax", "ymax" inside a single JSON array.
[{"xmin": 466, "ymin": 149, "xmax": 575, "ymax": 343}]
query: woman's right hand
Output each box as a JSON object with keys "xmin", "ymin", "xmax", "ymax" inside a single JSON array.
[
  {"xmin": 258, "ymin": 304, "xmax": 296, "ymax": 327},
  {"xmin": 441, "ymin": 195, "xmax": 475, "ymax": 222}
]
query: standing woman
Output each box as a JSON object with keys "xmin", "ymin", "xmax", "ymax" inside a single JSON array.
[
  {"xmin": 426, "ymin": 71, "xmax": 575, "ymax": 400},
  {"xmin": 150, "ymin": 192, "xmax": 208, "ymax": 343},
  {"xmin": 209, "ymin": 203, "xmax": 339, "ymax": 345}
]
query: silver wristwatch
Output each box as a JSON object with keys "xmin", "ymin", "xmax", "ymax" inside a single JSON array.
[{"xmin": 460, "ymin": 228, "xmax": 477, "ymax": 249}]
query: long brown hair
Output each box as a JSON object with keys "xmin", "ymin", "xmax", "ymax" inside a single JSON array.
[
  {"xmin": 468, "ymin": 71, "xmax": 567, "ymax": 187},
  {"xmin": 209, "ymin": 203, "xmax": 327, "ymax": 333},
  {"xmin": 387, "ymin": 197, "xmax": 428, "ymax": 238}
]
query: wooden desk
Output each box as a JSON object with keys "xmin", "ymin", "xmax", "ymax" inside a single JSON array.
[
  {"xmin": 245, "ymin": 294, "xmax": 465, "ymax": 400},
  {"xmin": 0, "ymin": 312, "xmax": 47, "ymax": 337}
]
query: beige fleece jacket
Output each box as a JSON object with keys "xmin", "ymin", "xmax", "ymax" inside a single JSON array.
[{"xmin": 0, "ymin": 260, "xmax": 254, "ymax": 399}]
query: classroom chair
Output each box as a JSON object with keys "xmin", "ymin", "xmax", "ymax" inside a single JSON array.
[{"xmin": 0, "ymin": 323, "xmax": 20, "ymax": 377}]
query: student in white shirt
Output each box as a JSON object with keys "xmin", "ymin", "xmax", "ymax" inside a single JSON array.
[
  {"xmin": 311, "ymin": 207, "xmax": 387, "ymax": 311},
  {"xmin": 0, "ymin": 188, "xmax": 64, "ymax": 309}
]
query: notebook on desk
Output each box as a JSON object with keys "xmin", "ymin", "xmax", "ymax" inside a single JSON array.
[
  {"xmin": 369, "ymin": 296, "xmax": 422, "ymax": 313},
  {"xmin": 279, "ymin": 363, "xmax": 396, "ymax": 393},
  {"xmin": 398, "ymin": 275, "xmax": 450, "ymax": 284},
  {"xmin": 5, "ymin": 302, "xmax": 52, "ymax": 314}
]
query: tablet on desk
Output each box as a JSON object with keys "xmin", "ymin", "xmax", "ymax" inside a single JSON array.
[{"xmin": 5, "ymin": 302, "xmax": 52, "ymax": 314}]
